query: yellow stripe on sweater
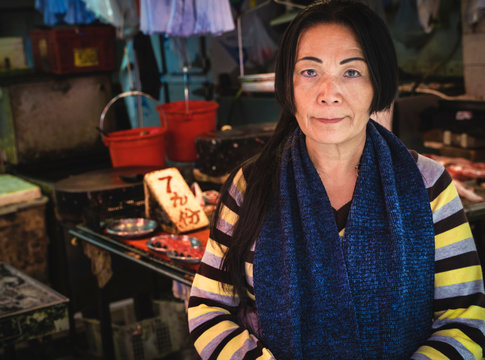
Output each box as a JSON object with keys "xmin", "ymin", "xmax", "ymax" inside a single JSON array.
[
  {"xmin": 430, "ymin": 181, "xmax": 457, "ymax": 213},
  {"xmin": 436, "ymin": 305, "xmax": 485, "ymax": 321},
  {"xmin": 233, "ymin": 168, "xmax": 247, "ymax": 199},
  {"xmin": 188, "ymin": 303, "xmax": 231, "ymax": 319},
  {"xmin": 415, "ymin": 345, "xmax": 449, "ymax": 359},
  {"xmin": 192, "ymin": 274, "xmax": 234, "ymax": 297},
  {"xmin": 435, "ymin": 266, "xmax": 483, "ymax": 287},
  {"xmin": 219, "ymin": 204, "xmax": 239, "ymax": 227},
  {"xmin": 218, "ymin": 331, "xmax": 256, "ymax": 360},
  {"xmin": 257, "ymin": 349, "xmax": 276, "ymax": 360},
  {"xmin": 194, "ymin": 321, "xmax": 239, "ymax": 355},
  {"xmin": 434, "ymin": 328, "xmax": 483, "ymax": 358},
  {"xmin": 435, "ymin": 223, "xmax": 473, "ymax": 249},
  {"xmin": 205, "ymin": 238, "xmax": 227, "ymax": 258},
  {"xmin": 245, "ymin": 262, "xmax": 253, "ymax": 278}
]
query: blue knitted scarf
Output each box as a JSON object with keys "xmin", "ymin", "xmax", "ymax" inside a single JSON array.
[{"xmin": 253, "ymin": 120, "xmax": 435, "ymax": 359}]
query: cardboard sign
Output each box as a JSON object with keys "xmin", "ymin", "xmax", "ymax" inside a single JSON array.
[{"xmin": 144, "ymin": 168, "xmax": 209, "ymax": 233}]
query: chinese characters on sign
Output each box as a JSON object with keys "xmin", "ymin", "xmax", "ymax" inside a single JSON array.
[
  {"xmin": 159, "ymin": 175, "xmax": 201, "ymax": 228},
  {"xmin": 144, "ymin": 168, "xmax": 209, "ymax": 233}
]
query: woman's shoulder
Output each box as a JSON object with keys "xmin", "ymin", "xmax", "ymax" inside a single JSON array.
[{"xmin": 409, "ymin": 150, "xmax": 448, "ymax": 190}]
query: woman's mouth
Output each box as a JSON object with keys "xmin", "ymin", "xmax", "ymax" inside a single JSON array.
[{"xmin": 313, "ymin": 117, "xmax": 345, "ymax": 124}]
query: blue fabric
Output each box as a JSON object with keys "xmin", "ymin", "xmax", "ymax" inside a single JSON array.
[
  {"xmin": 35, "ymin": 0, "xmax": 97, "ymax": 25},
  {"xmin": 253, "ymin": 120, "xmax": 435, "ymax": 360}
]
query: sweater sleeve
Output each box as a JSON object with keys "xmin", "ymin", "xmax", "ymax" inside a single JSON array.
[
  {"xmin": 187, "ymin": 168, "xmax": 276, "ymax": 360},
  {"xmin": 412, "ymin": 155, "xmax": 485, "ymax": 360}
]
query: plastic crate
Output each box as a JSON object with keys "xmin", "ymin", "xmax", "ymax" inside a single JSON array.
[
  {"xmin": 152, "ymin": 300, "xmax": 191, "ymax": 352},
  {"xmin": 29, "ymin": 26, "xmax": 115, "ymax": 74},
  {"xmin": 81, "ymin": 316, "xmax": 172, "ymax": 360}
]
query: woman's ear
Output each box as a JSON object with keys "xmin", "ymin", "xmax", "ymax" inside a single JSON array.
[{"xmin": 371, "ymin": 102, "xmax": 394, "ymax": 131}]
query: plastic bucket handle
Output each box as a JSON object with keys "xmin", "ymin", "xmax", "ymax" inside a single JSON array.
[{"xmin": 99, "ymin": 90, "xmax": 166, "ymax": 134}]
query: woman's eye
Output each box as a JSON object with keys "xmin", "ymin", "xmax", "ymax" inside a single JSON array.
[
  {"xmin": 344, "ymin": 69, "xmax": 361, "ymax": 78},
  {"xmin": 301, "ymin": 69, "xmax": 317, "ymax": 78}
]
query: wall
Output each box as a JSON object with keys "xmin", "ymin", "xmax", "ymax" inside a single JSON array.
[{"xmin": 462, "ymin": 0, "xmax": 485, "ymax": 98}]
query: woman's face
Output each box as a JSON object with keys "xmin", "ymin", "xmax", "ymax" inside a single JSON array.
[{"xmin": 293, "ymin": 23, "xmax": 374, "ymax": 149}]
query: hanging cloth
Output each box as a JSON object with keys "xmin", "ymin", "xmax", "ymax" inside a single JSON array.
[
  {"xmin": 81, "ymin": 0, "xmax": 139, "ymax": 38},
  {"xmin": 166, "ymin": 0, "xmax": 195, "ymax": 37},
  {"xmin": 253, "ymin": 120, "xmax": 435, "ymax": 359},
  {"xmin": 139, "ymin": 0, "xmax": 172, "ymax": 34},
  {"xmin": 194, "ymin": 0, "xmax": 235, "ymax": 36},
  {"xmin": 35, "ymin": 0, "xmax": 97, "ymax": 25},
  {"xmin": 64, "ymin": 0, "xmax": 97, "ymax": 24},
  {"xmin": 139, "ymin": 0, "xmax": 234, "ymax": 36}
]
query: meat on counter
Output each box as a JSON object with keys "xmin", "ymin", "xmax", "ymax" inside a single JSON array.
[{"xmin": 423, "ymin": 154, "xmax": 485, "ymax": 202}]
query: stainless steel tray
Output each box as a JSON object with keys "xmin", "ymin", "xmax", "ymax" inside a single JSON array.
[{"xmin": 105, "ymin": 218, "xmax": 158, "ymax": 238}]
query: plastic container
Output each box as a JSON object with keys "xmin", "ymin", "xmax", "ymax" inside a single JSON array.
[
  {"xmin": 157, "ymin": 100, "xmax": 218, "ymax": 162},
  {"xmin": 100, "ymin": 91, "xmax": 167, "ymax": 168},
  {"xmin": 29, "ymin": 25, "xmax": 115, "ymax": 74}
]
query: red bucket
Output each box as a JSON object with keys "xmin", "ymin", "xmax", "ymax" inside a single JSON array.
[
  {"xmin": 100, "ymin": 91, "xmax": 167, "ymax": 168},
  {"xmin": 157, "ymin": 100, "xmax": 218, "ymax": 162},
  {"xmin": 103, "ymin": 127, "xmax": 167, "ymax": 168}
]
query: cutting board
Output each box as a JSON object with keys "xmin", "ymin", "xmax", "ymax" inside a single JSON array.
[{"xmin": 0, "ymin": 174, "xmax": 41, "ymax": 207}]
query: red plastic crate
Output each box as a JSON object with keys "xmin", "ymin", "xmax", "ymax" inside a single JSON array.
[{"xmin": 30, "ymin": 26, "xmax": 115, "ymax": 74}]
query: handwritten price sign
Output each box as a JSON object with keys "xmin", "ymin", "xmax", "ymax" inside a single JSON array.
[{"xmin": 144, "ymin": 168, "xmax": 209, "ymax": 233}]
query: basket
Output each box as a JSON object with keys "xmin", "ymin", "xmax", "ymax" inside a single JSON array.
[{"xmin": 100, "ymin": 91, "xmax": 167, "ymax": 168}]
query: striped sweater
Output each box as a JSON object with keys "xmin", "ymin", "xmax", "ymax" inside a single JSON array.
[{"xmin": 188, "ymin": 153, "xmax": 485, "ymax": 359}]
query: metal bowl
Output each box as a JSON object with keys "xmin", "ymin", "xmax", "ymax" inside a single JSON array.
[
  {"xmin": 105, "ymin": 218, "xmax": 158, "ymax": 238},
  {"xmin": 166, "ymin": 250, "xmax": 202, "ymax": 264},
  {"xmin": 146, "ymin": 234, "xmax": 203, "ymax": 263}
]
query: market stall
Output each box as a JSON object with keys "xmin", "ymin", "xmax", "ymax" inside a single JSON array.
[{"xmin": 1, "ymin": 0, "xmax": 485, "ymax": 359}]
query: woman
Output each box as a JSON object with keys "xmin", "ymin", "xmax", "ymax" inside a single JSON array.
[{"xmin": 188, "ymin": 1, "xmax": 485, "ymax": 359}]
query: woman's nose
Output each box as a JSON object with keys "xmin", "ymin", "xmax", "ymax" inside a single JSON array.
[{"xmin": 317, "ymin": 77, "xmax": 342, "ymax": 104}]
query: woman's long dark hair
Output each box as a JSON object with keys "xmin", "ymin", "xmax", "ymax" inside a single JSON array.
[{"xmin": 216, "ymin": 0, "xmax": 399, "ymax": 304}]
